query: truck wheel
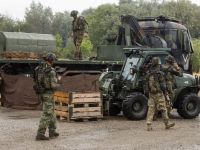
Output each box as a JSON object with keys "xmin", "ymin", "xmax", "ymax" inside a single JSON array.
[
  {"xmin": 109, "ymin": 97, "xmax": 121, "ymax": 116},
  {"xmin": 177, "ymin": 93, "xmax": 200, "ymax": 119},
  {"xmin": 123, "ymin": 92, "xmax": 148, "ymax": 120}
]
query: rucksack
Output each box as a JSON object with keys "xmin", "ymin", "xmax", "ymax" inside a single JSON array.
[
  {"xmin": 33, "ymin": 65, "xmax": 46, "ymax": 95},
  {"xmin": 148, "ymin": 71, "xmax": 162, "ymax": 93},
  {"xmin": 146, "ymin": 65, "xmax": 163, "ymax": 93}
]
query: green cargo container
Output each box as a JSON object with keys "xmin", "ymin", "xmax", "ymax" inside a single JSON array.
[{"xmin": 0, "ymin": 32, "xmax": 57, "ymax": 58}]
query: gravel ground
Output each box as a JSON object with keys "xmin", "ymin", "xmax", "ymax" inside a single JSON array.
[{"xmin": 0, "ymin": 107, "xmax": 200, "ymax": 150}]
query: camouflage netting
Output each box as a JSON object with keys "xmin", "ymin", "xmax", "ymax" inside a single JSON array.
[
  {"xmin": 1, "ymin": 73, "xmax": 100, "ymax": 110},
  {"xmin": 1, "ymin": 74, "xmax": 41, "ymax": 110},
  {"xmin": 57, "ymin": 74, "xmax": 100, "ymax": 93}
]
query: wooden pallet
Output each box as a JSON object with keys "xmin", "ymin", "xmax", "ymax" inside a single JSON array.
[{"xmin": 54, "ymin": 92, "xmax": 103, "ymax": 122}]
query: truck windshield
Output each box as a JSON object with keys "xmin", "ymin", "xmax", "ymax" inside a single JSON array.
[{"xmin": 121, "ymin": 55, "xmax": 140, "ymax": 81}]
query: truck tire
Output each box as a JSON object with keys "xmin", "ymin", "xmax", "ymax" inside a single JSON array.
[
  {"xmin": 123, "ymin": 92, "xmax": 148, "ymax": 120},
  {"xmin": 109, "ymin": 97, "xmax": 121, "ymax": 116},
  {"xmin": 177, "ymin": 93, "xmax": 200, "ymax": 119}
]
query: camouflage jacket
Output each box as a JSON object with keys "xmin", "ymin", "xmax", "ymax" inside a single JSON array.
[
  {"xmin": 42, "ymin": 62, "xmax": 60, "ymax": 92},
  {"xmin": 72, "ymin": 16, "xmax": 88, "ymax": 33},
  {"xmin": 146, "ymin": 65, "xmax": 167, "ymax": 93},
  {"xmin": 161, "ymin": 63, "xmax": 183, "ymax": 83}
]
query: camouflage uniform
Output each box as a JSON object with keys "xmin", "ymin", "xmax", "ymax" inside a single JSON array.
[
  {"xmin": 162, "ymin": 55, "xmax": 183, "ymax": 114},
  {"xmin": 36, "ymin": 62, "xmax": 60, "ymax": 137},
  {"xmin": 145, "ymin": 57, "xmax": 175, "ymax": 131},
  {"xmin": 71, "ymin": 10, "xmax": 88, "ymax": 60}
]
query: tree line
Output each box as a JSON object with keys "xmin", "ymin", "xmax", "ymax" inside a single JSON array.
[{"xmin": 1, "ymin": 0, "xmax": 200, "ymax": 71}]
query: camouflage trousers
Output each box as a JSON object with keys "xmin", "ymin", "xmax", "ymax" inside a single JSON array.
[
  {"xmin": 37, "ymin": 93, "xmax": 57, "ymax": 136},
  {"xmin": 147, "ymin": 92, "xmax": 169, "ymax": 125},
  {"xmin": 73, "ymin": 31, "xmax": 84, "ymax": 60},
  {"xmin": 166, "ymin": 81, "xmax": 173, "ymax": 114}
]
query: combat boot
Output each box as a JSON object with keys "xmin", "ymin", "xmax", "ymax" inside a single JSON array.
[
  {"xmin": 165, "ymin": 121, "xmax": 175, "ymax": 129},
  {"xmin": 73, "ymin": 51, "xmax": 79, "ymax": 60},
  {"xmin": 49, "ymin": 132, "xmax": 59, "ymax": 138},
  {"xmin": 36, "ymin": 135, "xmax": 49, "ymax": 141},
  {"xmin": 147, "ymin": 124, "xmax": 152, "ymax": 131},
  {"xmin": 78, "ymin": 52, "xmax": 83, "ymax": 60}
]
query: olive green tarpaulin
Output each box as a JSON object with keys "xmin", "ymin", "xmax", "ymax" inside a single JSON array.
[{"xmin": 1, "ymin": 73, "xmax": 100, "ymax": 110}]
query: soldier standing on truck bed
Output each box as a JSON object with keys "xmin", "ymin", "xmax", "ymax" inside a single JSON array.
[
  {"xmin": 34, "ymin": 53, "xmax": 60, "ymax": 140},
  {"xmin": 71, "ymin": 10, "xmax": 88, "ymax": 60},
  {"xmin": 162, "ymin": 55, "xmax": 183, "ymax": 116},
  {"xmin": 145, "ymin": 57, "xmax": 175, "ymax": 131}
]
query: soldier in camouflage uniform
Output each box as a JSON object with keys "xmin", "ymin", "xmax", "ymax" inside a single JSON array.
[
  {"xmin": 71, "ymin": 10, "xmax": 88, "ymax": 60},
  {"xmin": 162, "ymin": 55, "xmax": 183, "ymax": 115},
  {"xmin": 145, "ymin": 57, "xmax": 175, "ymax": 131},
  {"xmin": 36, "ymin": 53, "xmax": 60, "ymax": 140}
]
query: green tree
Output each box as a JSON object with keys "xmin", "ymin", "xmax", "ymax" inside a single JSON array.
[
  {"xmin": 65, "ymin": 38, "xmax": 75, "ymax": 59},
  {"xmin": 81, "ymin": 8, "xmax": 95, "ymax": 16},
  {"xmin": 81, "ymin": 37, "xmax": 94, "ymax": 59},
  {"xmin": 119, "ymin": 0, "xmax": 133, "ymax": 5},
  {"xmin": 14, "ymin": 21, "xmax": 32, "ymax": 32},
  {"xmin": 51, "ymin": 11, "xmax": 72, "ymax": 48},
  {"xmin": 0, "ymin": 14, "xmax": 16, "ymax": 32},
  {"xmin": 55, "ymin": 34, "xmax": 62, "ymax": 47},
  {"xmin": 86, "ymin": 4, "xmax": 116, "ymax": 49},
  {"xmin": 25, "ymin": 1, "xmax": 53, "ymax": 33},
  {"xmin": 191, "ymin": 38, "xmax": 200, "ymax": 72}
]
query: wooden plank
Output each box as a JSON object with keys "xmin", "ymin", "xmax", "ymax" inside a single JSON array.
[
  {"xmin": 57, "ymin": 97, "xmax": 69, "ymax": 103},
  {"xmin": 73, "ymin": 93, "xmax": 100, "ymax": 98},
  {"xmin": 55, "ymin": 110, "xmax": 61, "ymax": 115},
  {"xmin": 60, "ymin": 111, "xmax": 69, "ymax": 117},
  {"xmin": 72, "ymin": 98, "xmax": 101, "ymax": 103},
  {"xmin": 72, "ymin": 111, "xmax": 102, "ymax": 117},
  {"xmin": 58, "ymin": 102, "xmax": 68, "ymax": 107},
  {"xmin": 54, "ymin": 96, "xmax": 58, "ymax": 101},
  {"xmin": 61, "ymin": 106, "xmax": 69, "ymax": 112},
  {"xmin": 55, "ymin": 105, "xmax": 61, "ymax": 110},
  {"xmin": 54, "ymin": 92, "xmax": 69, "ymax": 98},
  {"xmin": 73, "ymin": 107, "xmax": 101, "ymax": 112}
]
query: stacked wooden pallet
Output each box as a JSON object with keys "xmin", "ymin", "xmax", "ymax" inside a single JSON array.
[{"xmin": 54, "ymin": 92, "xmax": 103, "ymax": 122}]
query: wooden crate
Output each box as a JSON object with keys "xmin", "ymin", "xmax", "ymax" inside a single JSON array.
[{"xmin": 54, "ymin": 92, "xmax": 103, "ymax": 122}]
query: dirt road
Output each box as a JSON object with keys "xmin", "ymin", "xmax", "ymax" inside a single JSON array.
[{"xmin": 0, "ymin": 107, "xmax": 200, "ymax": 150}]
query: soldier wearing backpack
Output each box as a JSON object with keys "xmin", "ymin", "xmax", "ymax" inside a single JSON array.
[
  {"xmin": 162, "ymin": 55, "xmax": 183, "ymax": 115},
  {"xmin": 33, "ymin": 53, "xmax": 60, "ymax": 140},
  {"xmin": 145, "ymin": 57, "xmax": 175, "ymax": 131}
]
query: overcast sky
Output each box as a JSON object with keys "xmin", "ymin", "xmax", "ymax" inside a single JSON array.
[{"xmin": 0, "ymin": 0, "xmax": 199, "ymax": 21}]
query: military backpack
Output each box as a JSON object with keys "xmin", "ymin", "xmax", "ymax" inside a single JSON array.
[{"xmin": 33, "ymin": 65, "xmax": 52, "ymax": 94}]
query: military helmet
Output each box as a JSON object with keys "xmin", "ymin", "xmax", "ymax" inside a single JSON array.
[
  {"xmin": 152, "ymin": 57, "xmax": 160, "ymax": 65},
  {"xmin": 70, "ymin": 10, "xmax": 78, "ymax": 17},
  {"xmin": 165, "ymin": 55, "xmax": 175, "ymax": 63},
  {"xmin": 42, "ymin": 53, "xmax": 57, "ymax": 62}
]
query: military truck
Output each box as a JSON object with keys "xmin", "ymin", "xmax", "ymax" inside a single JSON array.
[
  {"xmin": 99, "ymin": 48, "xmax": 200, "ymax": 119},
  {"xmin": 98, "ymin": 15, "xmax": 200, "ymax": 119}
]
